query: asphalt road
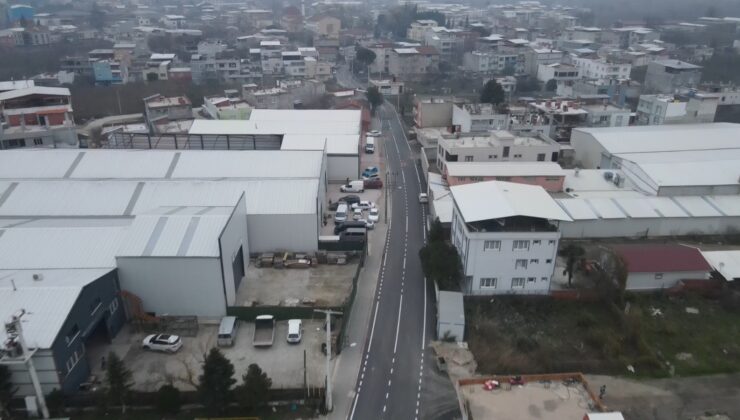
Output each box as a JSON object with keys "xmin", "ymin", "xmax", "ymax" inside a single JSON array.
[{"xmin": 347, "ymin": 100, "xmax": 438, "ymax": 420}]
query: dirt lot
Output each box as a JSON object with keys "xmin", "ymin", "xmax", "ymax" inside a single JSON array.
[
  {"xmin": 465, "ymin": 294, "xmax": 740, "ymax": 378},
  {"xmin": 237, "ymin": 262, "xmax": 358, "ymax": 307},
  {"xmin": 93, "ymin": 320, "xmax": 326, "ymax": 392}
]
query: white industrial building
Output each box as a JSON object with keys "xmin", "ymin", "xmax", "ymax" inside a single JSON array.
[
  {"xmin": 0, "ymin": 149, "xmax": 329, "ymax": 318},
  {"xmin": 450, "ymin": 181, "xmax": 572, "ymax": 295},
  {"xmin": 570, "ymin": 123, "xmax": 740, "ymax": 196},
  {"xmin": 188, "ymin": 109, "xmax": 361, "ymax": 182}
]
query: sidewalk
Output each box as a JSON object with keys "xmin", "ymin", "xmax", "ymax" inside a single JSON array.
[{"xmin": 328, "ymin": 117, "xmax": 389, "ymax": 420}]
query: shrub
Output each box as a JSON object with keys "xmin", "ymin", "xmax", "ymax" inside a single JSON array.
[
  {"xmin": 515, "ymin": 337, "xmax": 539, "ymax": 353},
  {"xmin": 155, "ymin": 384, "xmax": 181, "ymax": 416},
  {"xmin": 576, "ymin": 313, "xmax": 597, "ymax": 329}
]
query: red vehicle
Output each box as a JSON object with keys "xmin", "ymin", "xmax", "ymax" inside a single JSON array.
[{"xmin": 364, "ymin": 178, "xmax": 383, "ymax": 189}]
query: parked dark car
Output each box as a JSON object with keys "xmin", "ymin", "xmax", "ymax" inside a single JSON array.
[
  {"xmin": 364, "ymin": 178, "xmax": 383, "ymax": 189},
  {"xmin": 339, "ymin": 228, "xmax": 366, "ymax": 243},
  {"xmin": 329, "ymin": 195, "xmax": 361, "ymax": 210},
  {"xmin": 334, "ymin": 220, "xmax": 368, "ymax": 234}
]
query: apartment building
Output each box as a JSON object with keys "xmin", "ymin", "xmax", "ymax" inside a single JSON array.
[
  {"xmin": 537, "ymin": 63, "xmax": 580, "ymax": 95},
  {"xmin": 524, "ymin": 47, "xmax": 564, "ymax": 77},
  {"xmin": 450, "ymin": 181, "xmax": 571, "ymax": 295},
  {"xmin": 636, "ymin": 94, "xmax": 718, "ymax": 125},
  {"xmin": 644, "ymin": 60, "xmax": 702, "ymax": 94},
  {"xmin": 414, "ymin": 97, "xmax": 453, "ymax": 128},
  {"xmin": 143, "ymin": 94, "xmax": 192, "ymax": 132},
  {"xmin": 436, "ymin": 130, "xmax": 561, "ymax": 174},
  {"xmin": 444, "ymin": 161, "xmax": 566, "ymax": 191},
  {"xmin": 260, "ymin": 40, "xmax": 284, "ymax": 75},
  {"xmin": 388, "ymin": 47, "xmax": 440, "ymax": 81},
  {"xmin": 527, "ymin": 100, "xmax": 629, "ymax": 142},
  {"xmin": 0, "ymin": 86, "xmax": 77, "ymax": 149},
  {"xmin": 408, "ymin": 20, "xmax": 438, "ymax": 41},
  {"xmin": 452, "ymin": 103, "xmax": 509, "ymax": 132},
  {"xmin": 571, "ymin": 56, "xmax": 632, "ymax": 80}
]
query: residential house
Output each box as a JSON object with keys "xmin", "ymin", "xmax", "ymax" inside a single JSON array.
[
  {"xmin": 143, "ymin": 94, "xmax": 192, "ymax": 132},
  {"xmin": 202, "ymin": 96, "xmax": 252, "ymax": 120},
  {"xmin": 636, "ymin": 94, "xmax": 718, "ymax": 125},
  {"xmin": 92, "ymin": 60, "xmax": 128, "ymax": 86},
  {"xmin": 452, "ymin": 103, "xmax": 509, "ymax": 133},
  {"xmin": 408, "ymin": 20, "xmax": 438, "ymax": 42},
  {"xmin": 444, "ymin": 161, "xmax": 566, "ymax": 191},
  {"xmin": 306, "ymin": 15, "xmax": 340, "ymax": 39},
  {"xmin": 388, "ymin": 47, "xmax": 439, "ymax": 81},
  {"xmin": 571, "ymin": 56, "xmax": 631, "ymax": 81},
  {"xmin": 0, "ymin": 86, "xmax": 77, "ymax": 149},
  {"xmin": 414, "ymin": 97, "xmax": 453, "ymax": 128},
  {"xmin": 450, "ymin": 181, "xmax": 572, "ymax": 295},
  {"xmin": 537, "ymin": 63, "xmax": 580, "ymax": 94}
]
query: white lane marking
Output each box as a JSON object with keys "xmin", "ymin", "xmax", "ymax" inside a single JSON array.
[
  {"xmin": 390, "ymin": 367, "xmax": 394, "ymax": 374},
  {"xmin": 388, "ymin": 379, "xmax": 392, "ymax": 386},
  {"xmin": 403, "ymin": 256, "xmax": 406, "ymax": 270},
  {"xmin": 349, "ymin": 392, "xmax": 360, "ymax": 420},
  {"xmin": 367, "ymin": 300, "xmax": 380, "ymax": 352},
  {"xmin": 386, "ymin": 392, "xmax": 389, "ymax": 399},
  {"xmin": 393, "ymin": 106, "xmax": 412, "ymax": 152},
  {"xmin": 406, "ymin": 216, "xmax": 409, "ymax": 231},
  {"xmin": 422, "ymin": 276, "xmax": 427, "ymax": 350},
  {"xmin": 383, "ymin": 405, "xmax": 387, "ymax": 413},
  {"xmin": 401, "ymin": 169, "xmax": 406, "ymax": 184},
  {"xmin": 414, "ymin": 161, "xmax": 422, "ymax": 185},
  {"xmin": 393, "ymin": 293, "xmax": 403, "ymax": 354}
]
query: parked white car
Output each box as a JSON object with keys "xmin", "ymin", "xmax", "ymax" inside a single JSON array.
[
  {"xmin": 360, "ymin": 219, "xmax": 375, "ymax": 229},
  {"xmin": 419, "ymin": 193, "xmax": 429, "ymax": 203},
  {"xmin": 287, "ymin": 319, "xmax": 302, "ymax": 344},
  {"xmin": 368, "ymin": 208, "xmax": 379, "ymax": 222},
  {"xmin": 352, "ymin": 201, "xmax": 376, "ymax": 211},
  {"xmin": 352, "ymin": 208, "xmax": 363, "ymax": 220},
  {"xmin": 142, "ymin": 334, "xmax": 183, "ymax": 353},
  {"xmin": 367, "ymin": 129, "xmax": 381, "ymax": 136}
]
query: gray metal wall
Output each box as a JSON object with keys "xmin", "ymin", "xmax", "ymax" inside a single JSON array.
[{"xmin": 247, "ymin": 213, "xmax": 318, "ymax": 253}]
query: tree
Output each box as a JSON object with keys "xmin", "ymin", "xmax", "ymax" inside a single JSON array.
[
  {"xmin": 558, "ymin": 244, "xmax": 585, "ymax": 287},
  {"xmin": 480, "ymin": 80, "xmax": 505, "ymax": 106},
  {"xmin": 516, "ymin": 77, "xmax": 540, "ymax": 92},
  {"xmin": 545, "ymin": 78, "xmax": 558, "ymax": 92},
  {"xmin": 428, "ymin": 218, "xmax": 444, "ymax": 242},
  {"xmin": 146, "ymin": 73, "xmax": 159, "ymax": 82},
  {"xmin": 90, "ymin": 2, "xmax": 107, "ymax": 31},
  {"xmin": 366, "ymin": 86, "xmax": 383, "ymax": 114},
  {"xmin": 105, "ymin": 351, "xmax": 133, "ymax": 413},
  {"xmin": 0, "ymin": 366, "xmax": 16, "ymax": 419},
  {"xmin": 197, "ymin": 348, "xmax": 236, "ymax": 415},
  {"xmin": 155, "ymin": 384, "xmax": 182, "ymax": 416},
  {"xmin": 355, "ymin": 46, "xmax": 377, "ymax": 67},
  {"xmin": 419, "ymin": 225, "xmax": 463, "ymax": 292},
  {"xmin": 237, "ymin": 363, "xmax": 272, "ymax": 412},
  {"xmin": 502, "ymin": 64, "xmax": 516, "ymax": 76}
]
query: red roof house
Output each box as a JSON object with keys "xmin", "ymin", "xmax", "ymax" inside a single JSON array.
[{"xmin": 612, "ymin": 244, "xmax": 712, "ymax": 291}]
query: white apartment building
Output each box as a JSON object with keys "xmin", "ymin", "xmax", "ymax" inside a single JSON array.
[
  {"xmin": 636, "ymin": 94, "xmax": 718, "ymax": 125},
  {"xmin": 450, "ymin": 181, "xmax": 572, "ymax": 295},
  {"xmin": 408, "ymin": 20, "xmax": 438, "ymax": 42},
  {"xmin": 537, "ymin": 63, "xmax": 580, "ymax": 82},
  {"xmin": 525, "ymin": 47, "xmax": 564, "ymax": 77},
  {"xmin": 452, "ymin": 103, "xmax": 509, "ymax": 132},
  {"xmin": 436, "ymin": 131, "xmax": 561, "ymax": 174},
  {"xmin": 571, "ymin": 57, "xmax": 632, "ymax": 80},
  {"xmin": 260, "ymin": 40, "xmax": 283, "ymax": 75}
]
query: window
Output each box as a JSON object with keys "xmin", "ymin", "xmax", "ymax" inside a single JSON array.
[
  {"xmin": 537, "ymin": 153, "xmax": 545, "ymax": 161},
  {"xmin": 66, "ymin": 350, "xmax": 82, "ymax": 373},
  {"xmin": 89, "ymin": 297, "xmax": 102, "ymax": 315},
  {"xmin": 464, "ymin": 156, "xmax": 474, "ymax": 162},
  {"xmin": 65, "ymin": 324, "xmax": 80, "ymax": 345},
  {"xmin": 511, "ymin": 277, "xmax": 525, "ymax": 288},
  {"xmin": 513, "ymin": 154, "xmax": 522, "ymax": 158},
  {"xmin": 480, "ymin": 277, "xmax": 497, "ymax": 288},
  {"xmin": 3, "ymin": 139, "xmax": 25, "ymax": 149},
  {"xmin": 33, "ymin": 138, "xmax": 43, "ymax": 145},
  {"xmin": 541, "ymin": 277, "xmax": 549, "ymax": 281},
  {"xmin": 530, "ymin": 259, "xmax": 539, "ymax": 264},
  {"xmin": 533, "ymin": 240, "xmax": 541, "ymax": 244},
  {"xmin": 527, "ymin": 277, "xmax": 536, "ymax": 283},
  {"xmin": 548, "ymin": 240, "xmax": 555, "ymax": 245},
  {"xmin": 515, "ymin": 259, "xmax": 528, "ymax": 269},
  {"xmin": 109, "ymin": 298, "xmax": 119, "ymax": 314},
  {"xmin": 546, "ymin": 259, "xmax": 552, "ymax": 264},
  {"xmin": 655, "ymin": 273, "xmax": 663, "ymax": 279},
  {"xmin": 483, "ymin": 240, "xmax": 501, "ymax": 251},
  {"xmin": 599, "ymin": 115, "xmax": 609, "ymax": 123},
  {"xmin": 502, "ymin": 146, "xmax": 510, "ymax": 158},
  {"xmin": 488, "ymin": 155, "xmax": 494, "ymax": 159},
  {"xmin": 513, "ymin": 240, "xmax": 530, "ymax": 251}
]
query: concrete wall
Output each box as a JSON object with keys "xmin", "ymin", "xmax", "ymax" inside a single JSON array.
[
  {"xmin": 219, "ymin": 194, "xmax": 249, "ymax": 306},
  {"xmin": 437, "ymin": 320, "xmax": 465, "ymax": 342},
  {"xmin": 560, "ymin": 216, "xmax": 740, "ymax": 239},
  {"xmin": 415, "ymin": 101, "xmax": 453, "ymax": 128},
  {"xmin": 626, "ymin": 270, "xmax": 709, "ymax": 291},
  {"xmin": 327, "ymin": 154, "xmax": 359, "ymax": 182},
  {"xmin": 570, "ymin": 129, "xmax": 607, "ymax": 169},
  {"xmin": 116, "ymin": 257, "xmax": 226, "ymax": 317},
  {"xmin": 247, "ymin": 213, "xmax": 318, "ymax": 253}
]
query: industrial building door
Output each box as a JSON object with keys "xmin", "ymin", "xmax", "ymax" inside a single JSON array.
[{"xmin": 232, "ymin": 246, "xmax": 245, "ymax": 290}]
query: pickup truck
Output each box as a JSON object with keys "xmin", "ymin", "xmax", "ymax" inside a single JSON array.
[{"xmin": 253, "ymin": 315, "xmax": 275, "ymax": 347}]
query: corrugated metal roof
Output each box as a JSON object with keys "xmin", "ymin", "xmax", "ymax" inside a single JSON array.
[
  {"xmin": 0, "ymin": 86, "xmax": 71, "ymax": 101},
  {"xmin": 702, "ymin": 250, "xmax": 740, "ymax": 281},
  {"xmin": 672, "ymin": 196, "xmax": 722, "ymax": 217},
  {"xmin": 250, "ymin": 109, "xmax": 361, "ymax": 123},
  {"xmin": 0, "ymin": 268, "xmax": 114, "ymax": 348},
  {"xmin": 189, "ymin": 119, "xmax": 360, "ymax": 135},
  {"xmin": 0, "ymin": 149, "xmax": 324, "ymax": 181},
  {"xmin": 281, "ymin": 134, "xmax": 359, "ymax": 156},
  {"xmin": 0, "ymin": 181, "xmax": 139, "ymax": 216},
  {"xmin": 451, "ymin": 181, "xmax": 571, "ymax": 223},
  {"xmin": 117, "ymin": 213, "xmax": 229, "ymax": 257},
  {"xmin": 0, "ymin": 226, "xmax": 125, "ymax": 269}
]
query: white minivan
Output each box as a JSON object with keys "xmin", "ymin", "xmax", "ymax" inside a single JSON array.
[
  {"xmin": 334, "ymin": 203, "xmax": 349, "ymax": 224},
  {"xmin": 287, "ymin": 319, "xmax": 302, "ymax": 343},
  {"xmin": 217, "ymin": 316, "xmax": 239, "ymax": 347},
  {"xmin": 365, "ymin": 137, "xmax": 375, "ymax": 154},
  {"xmin": 340, "ymin": 180, "xmax": 365, "ymax": 193}
]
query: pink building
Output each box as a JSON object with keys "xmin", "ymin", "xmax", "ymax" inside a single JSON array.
[{"xmin": 444, "ymin": 162, "xmax": 566, "ymax": 192}]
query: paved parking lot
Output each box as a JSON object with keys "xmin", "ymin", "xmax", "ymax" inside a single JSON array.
[{"xmin": 94, "ymin": 320, "xmax": 326, "ymax": 392}]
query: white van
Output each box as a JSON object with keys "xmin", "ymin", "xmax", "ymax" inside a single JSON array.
[
  {"xmin": 217, "ymin": 316, "xmax": 239, "ymax": 347},
  {"xmin": 334, "ymin": 203, "xmax": 349, "ymax": 224},
  {"xmin": 287, "ymin": 319, "xmax": 302, "ymax": 343},
  {"xmin": 340, "ymin": 180, "xmax": 365, "ymax": 193},
  {"xmin": 365, "ymin": 137, "xmax": 375, "ymax": 154}
]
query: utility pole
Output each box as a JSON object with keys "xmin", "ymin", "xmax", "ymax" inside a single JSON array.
[
  {"xmin": 314, "ymin": 309, "xmax": 342, "ymax": 412},
  {"xmin": 1, "ymin": 309, "xmax": 50, "ymax": 419}
]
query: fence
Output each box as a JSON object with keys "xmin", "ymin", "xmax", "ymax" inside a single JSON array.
[
  {"xmin": 336, "ymin": 240, "xmax": 367, "ymax": 353},
  {"xmin": 106, "ymin": 132, "xmax": 283, "ymax": 150},
  {"xmin": 226, "ymin": 305, "xmax": 341, "ymax": 321}
]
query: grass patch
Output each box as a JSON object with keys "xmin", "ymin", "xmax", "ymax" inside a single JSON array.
[{"xmin": 465, "ymin": 293, "xmax": 740, "ymax": 377}]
